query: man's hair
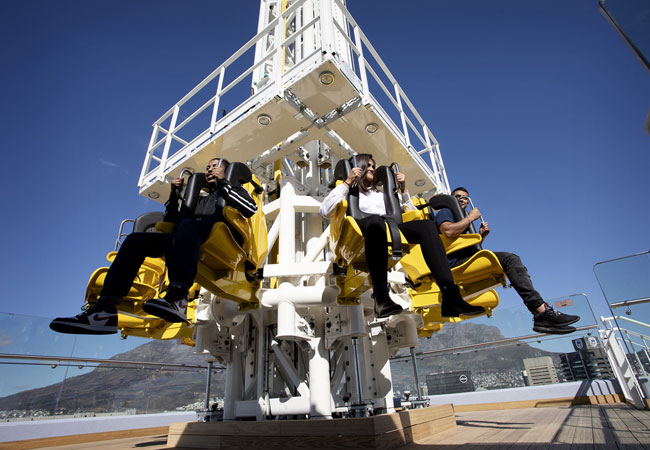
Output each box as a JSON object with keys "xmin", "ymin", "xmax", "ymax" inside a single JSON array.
[
  {"xmin": 209, "ymin": 157, "xmax": 230, "ymax": 168},
  {"xmin": 451, "ymin": 186, "xmax": 469, "ymax": 195}
]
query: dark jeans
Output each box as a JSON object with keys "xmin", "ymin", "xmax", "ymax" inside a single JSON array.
[
  {"xmin": 356, "ymin": 216, "xmax": 454, "ymax": 296},
  {"xmin": 101, "ymin": 218, "xmax": 214, "ymax": 301},
  {"xmin": 454, "ymin": 251, "xmax": 544, "ymax": 313}
]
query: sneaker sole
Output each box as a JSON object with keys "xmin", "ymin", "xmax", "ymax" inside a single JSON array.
[
  {"xmin": 142, "ymin": 302, "xmax": 187, "ymax": 323},
  {"xmin": 533, "ymin": 325, "xmax": 577, "ymax": 335},
  {"xmin": 49, "ymin": 321, "xmax": 117, "ymax": 335}
]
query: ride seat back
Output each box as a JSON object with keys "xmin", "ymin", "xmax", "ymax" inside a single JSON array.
[
  {"xmin": 428, "ymin": 194, "xmax": 481, "ymax": 252},
  {"xmin": 133, "ymin": 212, "xmax": 164, "ymax": 233},
  {"xmin": 181, "ymin": 163, "xmax": 266, "ymax": 272},
  {"xmin": 333, "ymin": 160, "xmax": 402, "ymax": 225}
]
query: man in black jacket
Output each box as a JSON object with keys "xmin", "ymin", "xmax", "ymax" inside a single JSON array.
[{"xmin": 50, "ymin": 158, "xmax": 257, "ymax": 335}]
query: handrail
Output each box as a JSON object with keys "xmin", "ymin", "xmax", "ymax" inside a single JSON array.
[
  {"xmin": 139, "ymin": 0, "xmax": 450, "ymax": 196},
  {"xmin": 0, "ymin": 353, "xmax": 224, "ymax": 370},
  {"xmin": 606, "ymin": 315, "xmax": 650, "ymax": 332},
  {"xmin": 391, "ymin": 325, "xmax": 598, "ymax": 362},
  {"xmin": 610, "ymin": 297, "xmax": 650, "ymax": 309}
]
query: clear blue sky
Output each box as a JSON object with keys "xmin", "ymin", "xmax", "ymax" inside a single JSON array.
[{"xmin": 0, "ymin": 0, "xmax": 648, "ymax": 329}]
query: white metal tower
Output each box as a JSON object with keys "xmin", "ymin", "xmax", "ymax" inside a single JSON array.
[{"xmin": 137, "ymin": 0, "xmax": 452, "ymax": 420}]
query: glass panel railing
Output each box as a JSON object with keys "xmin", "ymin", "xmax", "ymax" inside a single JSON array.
[
  {"xmin": 390, "ymin": 294, "xmax": 602, "ymax": 397},
  {"xmin": 594, "ymin": 251, "xmax": 650, "ymax": 378},
  {"xmin": 599, "ymin": 0, "xmax": 650, "ymax": 72},
  {"xmin": 594, "ymin": 251, "xmax": 650, "ymax": 309},
  {"xmin": 0, "ymin": 313, "xmax": 222, "ymax": 420}
]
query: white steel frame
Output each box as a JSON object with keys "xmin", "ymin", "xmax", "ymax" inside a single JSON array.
[
  {"xmin": 138, "ymin": 0, "xmax": 449, "ymax": 196},
  {"xmin": 140, "ymin": 0, "xmax": 441, "ymax": 421}
]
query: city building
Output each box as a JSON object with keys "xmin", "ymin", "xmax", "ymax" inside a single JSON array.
[
  {"xmin": 523, "ymin": 357, "xmax": 560, "ymax": 386},
  {"xmin": 560, "ymin": 337, "xmax": 615, "ymax": 381},
  {"xmin": 426, "ymin": 371, "xmax": 474, "ymax": 396}
]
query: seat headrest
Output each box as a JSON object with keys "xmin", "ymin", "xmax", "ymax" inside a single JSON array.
[
  {"xmin": 333, "ymin": 159, "xmax": 352, "ymax": 181},
  {"xmin": 225, "ymin": 162, "xmax": 252, "ymax": 185},
  {"xmin": 133, "ymin": 211, "xmax": 165, "ymax": 233},
  {"xmin": 428, "ymin": 194, "xmax": 480, "ymax": 244}
]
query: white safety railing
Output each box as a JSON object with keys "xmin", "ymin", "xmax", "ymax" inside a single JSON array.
[
  {"xmin": 138, "ymin": 0, "xmax": 449, "ymax": 194},
  {"xmin": 600, "ymin": 315, "xmax": 647, "ymax": 408}
]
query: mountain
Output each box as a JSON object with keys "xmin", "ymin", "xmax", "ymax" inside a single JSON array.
[
  {"xmin": 1, "ymin": 322, "xmax": 559, "ymax": 415},
  {"xmin": 0, "ymin": 340, "xmax": 225, "ymax": 415}
]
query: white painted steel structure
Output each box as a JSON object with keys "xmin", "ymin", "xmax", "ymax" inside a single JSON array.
[{"xmin": 139, "ymin": 0, "xmax": 443, "ymax": 420}]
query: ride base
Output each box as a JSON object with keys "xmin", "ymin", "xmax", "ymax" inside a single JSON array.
[{"xmin": 166, "ymin": 404, "xmax": 456, "ymax": 449}]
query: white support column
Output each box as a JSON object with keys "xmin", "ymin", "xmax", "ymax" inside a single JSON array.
[
  {"xmin": 308, "ymin": 308, "xmax": 332, "ymax": 418},
  {"xmin": 318, "ymin": 0, "xmax": 335, "ymax": 55},
  {"xmin": 223, "ymin": 346, "xmax": 244, "ymax": 421}
]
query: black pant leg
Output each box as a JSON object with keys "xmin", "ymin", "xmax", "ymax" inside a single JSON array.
[
  {"xmin": 167, "ymin": 218, "xmax": 214, "ymax": 288},
  {"xmin": 101, "ymin": 232, "xmax": 172, "ymax": 299},
  {"xmin": 398, "ymin": 220, "xmax": 454, "ymax": 286},
  {"xmin": 494, "ymin": 251, "xmax": 544, "ymax": 313},
  {"xmin": 356, "ymin": 215, "xmax": 389, "ymax": 295}
]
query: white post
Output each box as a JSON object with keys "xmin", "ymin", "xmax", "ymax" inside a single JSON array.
[
  {"xmin": 223, "ymin": 347, "xmax": 244, "ymax": 421},
  {"xmin": 160, "ymin": 105, "xmax": 180, "ymax": 179},
  {"xmin": 353, "ymin": 25, "xmax": 369, "ymax": 104},
  {"xmin": 309, "ymin": 308, "xmax": 332, "ymax": 418}
]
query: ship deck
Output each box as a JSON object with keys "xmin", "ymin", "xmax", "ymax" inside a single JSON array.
[{"xmin": 8, "ymin": 404, "xmax": 650, "ymax": 449}]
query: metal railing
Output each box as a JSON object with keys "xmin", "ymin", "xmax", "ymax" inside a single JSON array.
[{"xmin": 138, "ymin": 0, "xmax": 448, "ymax": 195}]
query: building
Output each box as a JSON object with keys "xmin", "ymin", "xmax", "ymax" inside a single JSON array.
[
  {"xmin": 523, "ymin": 357, "xmax": 559, "ymax": 386},
  {"xmin": 426, "ymin": 371, "xmax": 474, "ymax": 396},
  {"xmin": 559, "ymin": 337, "xmax": 615, "ymax": 381}
]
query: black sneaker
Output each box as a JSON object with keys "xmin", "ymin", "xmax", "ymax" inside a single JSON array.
[
  {"xmin": 142, "ymin": 285, "xmax": 188, "ymax": 323},
  {"xmin": 49, "ymin": 300, "xmax": 118, "ymax": 335},
  {"xmin": 533, "ymin": 303, "xmax": 580, "ymax": 334}
]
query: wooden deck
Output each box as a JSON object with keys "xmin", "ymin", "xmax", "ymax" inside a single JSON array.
[
  {"xmin": 404, "ymin": 404, "xmax": 650, "ymax": 449},
  {"xmin": 6, "ymin": 404, "xmax": 650, "ymax": 449}
]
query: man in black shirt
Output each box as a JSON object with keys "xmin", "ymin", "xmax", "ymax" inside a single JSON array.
[
  {"xmin": 434, "ymin": 187, "xmax": 579, "ymax": 335},
  {"xmin": 50, "ymin": 158, "xmax": 257, "ymax": 335}
]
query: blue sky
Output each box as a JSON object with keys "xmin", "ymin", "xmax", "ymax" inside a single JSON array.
[{"xmin": 0, "ymin": 0, "xmax": 648, "ymax": 344}]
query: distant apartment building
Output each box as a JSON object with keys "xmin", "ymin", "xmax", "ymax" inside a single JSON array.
[
  {"xmin": 523, "ymin": 357, "xmax": 559, "ymax": 386},
  {"xmin": 559, "ymin": 337, "xmax": 615, "ymax": 381}
]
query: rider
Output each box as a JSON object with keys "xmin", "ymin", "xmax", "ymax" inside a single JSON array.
[
  {"xmin": 320, "ymin": 154, "xmax": 485, "ymax": 319},
  {"xmin": 435, "ymin": 186, "xmax": 580, "ymax": 334},
  {"xmin": 50, "ymin": 158, "xmax": 257, "ymax": 335}
]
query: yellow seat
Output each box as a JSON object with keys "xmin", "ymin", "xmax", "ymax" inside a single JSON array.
[
  {"xmin": 415, "ymin": 290, "xmax": 500, "ymax": 326},
  {"xmin": 82, "ymin": 212, "xmax": 201, "ymax": 340},
  {"xmin": 401, "ymin": 194, "xmax": 506, "ymax": 326}
]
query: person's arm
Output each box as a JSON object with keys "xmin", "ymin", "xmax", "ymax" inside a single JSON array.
[
  {"xmin": 401, "ymin": 190, "xmax": 416, "ymax": 212},
  {"xmin": 435, "ymin": 207, "xmax": 482, "ymax": 239},
  {"xmin": 320, "ymin": 183, "xmax": 349, "ymax": 218},
  {"xmin": 219, "ymin": 180, "xmax": 258, "ymax": 218},
  {"xmin": 163, "ymin": 178, "xmax": 184, "ymax": 223}
]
